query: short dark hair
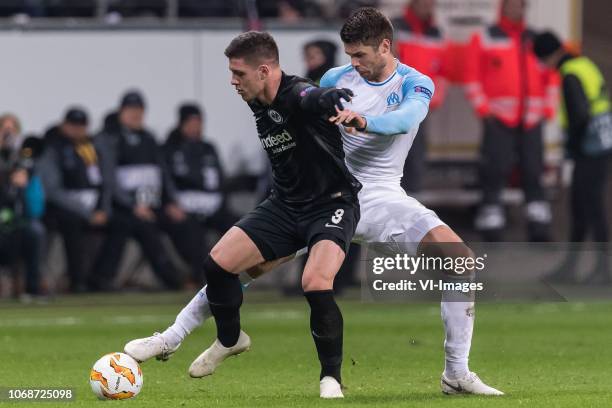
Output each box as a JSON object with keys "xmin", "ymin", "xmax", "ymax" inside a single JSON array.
[
  {"xmin": 340, "ymin": 7, "xmax": 394, "ymax": 47},
  {"xmin": 533, "ymin": 31, "xmax": 563, "ymax": 60},
  {"xmin": 224, "ymin": 31, "xmax": 279, "ymax": 65}
]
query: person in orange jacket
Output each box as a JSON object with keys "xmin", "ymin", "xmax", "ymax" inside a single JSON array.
[
  {"xmin": 393, "ymin": 0, "xmax": 448, "ymax": 193},
  {"xmin": 465, "ymin": 0, "xmax": 559, "ymax": 241}
]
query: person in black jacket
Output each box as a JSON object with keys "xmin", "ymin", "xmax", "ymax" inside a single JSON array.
[
  {"xmin": 39, "ymin": 108, "xmax": 110, "ymax": 292},
  {"xmin": 534, "ymin": 32, "xmax": 611, "ymax": 283},
  {"xmin": 0, "ymin": 114, "xmax": 45, "ymax": 299},
  {"xmin": 162, "ymin": 104, "xmax": 238, "ymax": 284},
  {"xmin": 303, "ymin": 40, "xmax": 337, "ymax": 85},
  {"xmin": 91, "ymin": 91, "xmax": 185, "ymax": 291}
]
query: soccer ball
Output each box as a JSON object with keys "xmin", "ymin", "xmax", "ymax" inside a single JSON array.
[{"xmin": 89, "ymin": 352, "xmax": 143, "ymax": 400}]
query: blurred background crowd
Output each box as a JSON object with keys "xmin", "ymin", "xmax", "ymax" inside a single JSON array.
[
  {"xmin": 0, "ymin": 0, "xmax": 610, "ymax": 301},
  {"xmin": 3, "ymin": 0, "xmax": 425, "ymax": 21}
]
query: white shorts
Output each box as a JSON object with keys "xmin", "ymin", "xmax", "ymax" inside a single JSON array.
[{"xmin": 353, "ymin": 182, "xmax": 446, "ymax": 255}]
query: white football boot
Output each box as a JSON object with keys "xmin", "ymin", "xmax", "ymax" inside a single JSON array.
[
  {"xmin": 320, "ymin": 376, "xmax": 344, "ymax": 399},
  {"xmin": 441, "ymin": 372, "xmax": 504, "ymax": 396},
  {"xmin": 124, "ymin": 332, "xmax": 179, "ymax": 362},
  {"xmin": 188, "ymin": 330, "xmax": 251, "ymax": 378}
]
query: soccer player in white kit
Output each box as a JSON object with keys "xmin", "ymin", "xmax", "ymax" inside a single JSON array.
[{"xmin": 125, "ymin": 8, "xmax": 503, "ymax": 397}]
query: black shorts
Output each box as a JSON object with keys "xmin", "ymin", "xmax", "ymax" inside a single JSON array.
[{"xmin": 235, "ymin": 195, "xmax": 360, "ymax": 261}]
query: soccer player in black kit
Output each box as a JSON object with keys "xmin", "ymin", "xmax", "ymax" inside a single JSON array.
[{"xmin": 193, "ymin": 32, "xmax": 359, "ymax": 398}]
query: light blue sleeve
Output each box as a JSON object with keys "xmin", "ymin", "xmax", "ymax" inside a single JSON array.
[
  {"xmin": 319, "ymin": 64, "xmax": 352, "ymax": 88},
  {"xmin": 364, "ymin": 73, "xmax": 435, "ymax": 136}
]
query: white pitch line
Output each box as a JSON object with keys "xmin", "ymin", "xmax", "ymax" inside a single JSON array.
[
  {"xmin": 0, "ymin": 315, "xmax": 173, "ymax": 328},
  {"xmin": 0, "ymin": 316, "xmax": 83, "ymax": 327},
  {"xmin": 0, "ymin": 310, "xmax": 306, "ymax": 328}
]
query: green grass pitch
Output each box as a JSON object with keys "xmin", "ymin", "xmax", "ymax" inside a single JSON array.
[{"xmin": 1, "ymin": 292, "xmax": 611, "ymax": 407}]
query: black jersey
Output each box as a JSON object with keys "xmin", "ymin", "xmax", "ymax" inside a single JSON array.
[{"xmin": 249, "ymin": 72, "xmax": 361, "ymax": 207}]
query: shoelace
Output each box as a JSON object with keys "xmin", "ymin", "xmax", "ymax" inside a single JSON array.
[
  {"xmin": 150, "ymin": 332, "xmax": 171, "ymax": 360},
  {"xmin": 465, "ymin": 372, "xmax": 480, "ymax": 384}
]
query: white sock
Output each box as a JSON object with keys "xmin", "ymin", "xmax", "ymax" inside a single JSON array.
[
  {"xmin": 441, "ymin": 300, "xmax": 474, "ymax": 379},
  {"xmin": 162, "ymin": 285, "xmax": 212, "ymax": 348}
]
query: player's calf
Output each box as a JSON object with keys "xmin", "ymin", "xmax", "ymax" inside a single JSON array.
[
  {"xmin": 204, "ymin": 255, "xmax": 244, "ymax": 348},
  {"xmin": 302, "ymin": 239, "xmax": 347, "ymax": 389},
  {"xmin": 305, "ymin": 290, "xmax": 344, "ymax": 385},
  {"xmin": 419, "ymin": 225, "xmax": 478, "ymax": 381}
]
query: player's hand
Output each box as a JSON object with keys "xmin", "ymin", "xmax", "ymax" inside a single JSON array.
[
  {"xmin": 318, "ymin": 88, "xmax": 354, "ymax": 114},
  {"xmin": 165, "ymin": 203, "xmax": 187, "ymax": 223},
  {"xmin": 134, "ymin": 205, "xmax": 156, "ymax": 222},
  {"xmin": 329, "ymin": 106, "xmax": 367, "ymax": 130},
  {"xmin": 90, "ymin": 210, "xmax": 108, "ymax": 226}
]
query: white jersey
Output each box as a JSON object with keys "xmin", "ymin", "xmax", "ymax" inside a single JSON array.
[
  {"xmin": 320, "ymin": 61, "xmax": 444, "ymax": 250},
  {"xmin": 320, "ymin": 60, "xmax": 434, "ymax": 184}
]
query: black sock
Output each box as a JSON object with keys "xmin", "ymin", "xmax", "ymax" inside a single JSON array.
[
  {"xmin": 304, "ymin": 290, "xmax": 343, "ymax": 383},
  {"xmin": 204, "ymin": 255, "xmax": 242, "ymax": 347}
]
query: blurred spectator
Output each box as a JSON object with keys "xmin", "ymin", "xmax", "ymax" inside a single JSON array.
[
  {"xmin": 257, "ymin": 0, "xmax": 322, "ymax": 21},
  {"xmin": 46, "ymin": 0, "xmax": 96, "ymax": 17},
  {"xmin": 534, "ymin": 32, "xmax": 612, "ymax": 283},
  {"xmin": 91, "ymin": 91, "xmax": 184, "ymax": 291},
  {"xmin": 465, "ymin": 0, "xmax": 559, "ymax": 242},
  {"xmin": 39, "ymin": 108, "xmax": 109, "ymax": 292},
  {"xmin": 0, "ymin": 0, "xmax": 45, "ymax": 17},
  {"xmin": 303, "ymin": 40, "xmax": 337, "ymax": 84},
  {"xmin": 102, "ymin": 110, "xmax": 120, "ymax": 133},
  {"xmin": 393, "ymin": 0, "xmax": 448, "ymax": 193},
  {"xmin": 162, "ymin": 103, "xmax": 238, "ymax": 284},
  {"xmin": 21, "ymin": 134, "xmax": 45, "ymax": 159},
  {"xmin": 108, "ymin": 0, "xmax": 166, "ymax": 18},
  {"xmin": 0, "ymin": 114, "xmax": 22, "ymax": 151},
  {"xmin": 336, "ymin": 0, "xmax": 378, "ymax": 19},
  {"xmin": 0, "ymin": 1, "xmax": 23, "ymax": 17},
  {"xmin": 178, "ymin": 0, "xmax": 237, "ymax": 17},
  {"xmin": 0, "ymin": 114, "xmax": 45, "ymax": 299},
  {"xmin": 242, "ymin": 0, "xmax": 263, "ymax": 30}
]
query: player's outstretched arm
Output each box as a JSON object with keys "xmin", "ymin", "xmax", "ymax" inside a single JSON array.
[
  {"xmin": 329, "ymin": 97, "xmax": 430, "ymax": 136},
  {"xmin": 366, "ymin": 73, "xmax": 435, "ymax": 135},
  {"xmin": 364, "ymin": 97, "xmax": 430, "ymax": 136},
  {"xmin": 296, "ymin": 85, "xmax": 354, "ymax": 116}
]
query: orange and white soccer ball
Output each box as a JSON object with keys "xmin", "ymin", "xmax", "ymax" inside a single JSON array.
[{"xmin": 89, "ymin": 352, "xmax": 143, "ymax": 400}]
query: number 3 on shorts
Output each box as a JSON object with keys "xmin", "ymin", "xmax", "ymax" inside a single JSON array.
[{"xmin": 331, "ymin": 209, "xmax": 344, "ymax": 224}]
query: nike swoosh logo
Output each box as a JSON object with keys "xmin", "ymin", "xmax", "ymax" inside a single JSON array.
[
  {"xmin": 442, "ymin": 378, "xmax": 463, "ymax": 393},
  {"xmin": 325, "ymin": 223, "xmax": 343, "ymax": 229}
]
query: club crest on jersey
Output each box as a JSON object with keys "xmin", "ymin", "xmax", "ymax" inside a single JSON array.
[
  {"xmin": 387, "ymin": 92, "xmax": 401, "ymax": 107},
  {"xmin": 268, "ymin": 109, "xmax": 283, "ymax": 124}
]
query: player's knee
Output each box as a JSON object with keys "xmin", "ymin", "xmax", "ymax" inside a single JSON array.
[
  {"xmin": 209, "ymin": 242, "xmax": 224, "ymax": 263},
  {"xmin": 420, "ymin": 227, "xmax": 475, "ymax": 276},
  {"xmin": 443, "ymin": 243, "xmax": 475, "ymax": 277},
  {"xmin": 209, "ymin": 227, "xmax": 265, "ymax": 273},
  {"xmin": 302, "ymin": 273, "xmax": 334, "ymax": 292},
  {"xmin": 203, "ymin": 255, "xmax": 242, "ymax": 305},
  {"xmin": 209, "ymin": 244, "xmax": 240, "ymax": 273}
]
